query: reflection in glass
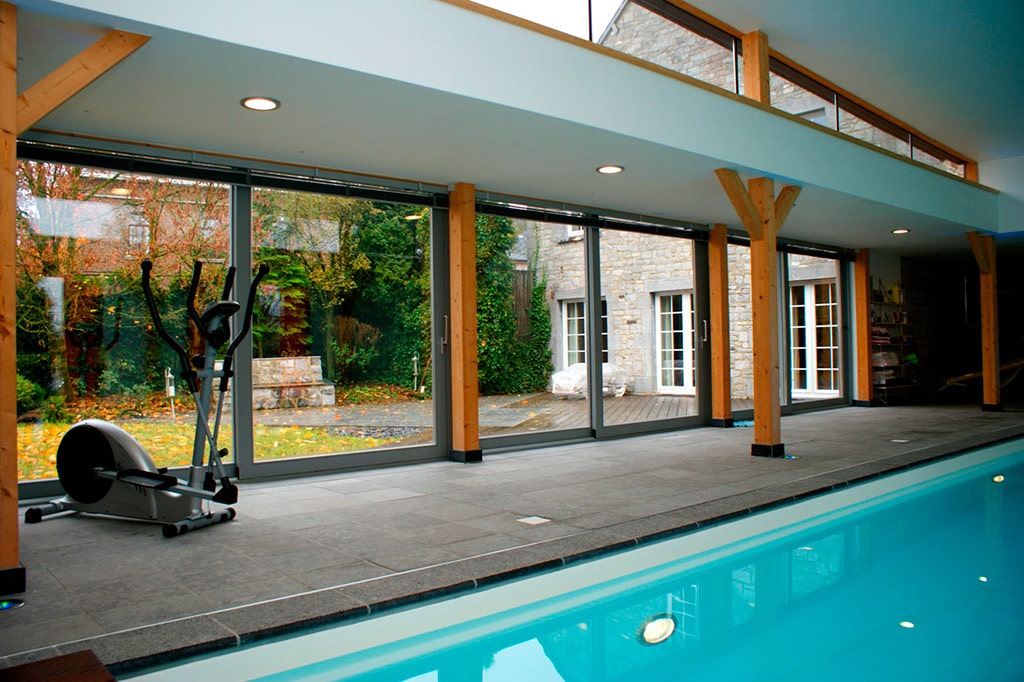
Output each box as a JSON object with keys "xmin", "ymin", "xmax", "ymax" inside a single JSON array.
[{"xmin": 15, "ymin": 161, "xmax": 231, "ymax": 479}]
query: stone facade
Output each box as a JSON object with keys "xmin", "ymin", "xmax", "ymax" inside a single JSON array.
[
  {"xmin": 602, "ymin": 2, "xmax": 959, "ymax": 174},
  {"xmin": 527, "ymin": 219, "xmax": 841, "ymax": 400},
  {"xmin": 527, "ymin": 222, "xmax": 760, "ymax": 398},
  {"xmin": 602, "ymin": 3, "xmax": 736, "ymax": 92}
]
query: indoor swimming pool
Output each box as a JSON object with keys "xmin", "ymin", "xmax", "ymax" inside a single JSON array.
[{"xmin": 126, "ymin": 439, "xmax": 1024, "ymax": 681}]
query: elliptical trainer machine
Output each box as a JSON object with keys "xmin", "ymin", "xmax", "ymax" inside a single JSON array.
[{"xmin": 25, "ymin": 259, "xmax": 268, "ymax": 537}]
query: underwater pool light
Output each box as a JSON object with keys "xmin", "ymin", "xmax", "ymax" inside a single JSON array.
[
  {"xmin": 899, "ymin": 621, "xmax": 915, "ymax": 629},
  {"xmin": 638, "ymin": 614, "xmax": 676, "ymax": 645},
  {"xmin": 993, "ymin": 474, "xmax": 1005, "ymax": 483}
]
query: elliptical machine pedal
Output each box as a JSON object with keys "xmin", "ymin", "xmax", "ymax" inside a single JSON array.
[{"xmin": 25, "ymin": 259, "xmax": 268, "ymax": 536}]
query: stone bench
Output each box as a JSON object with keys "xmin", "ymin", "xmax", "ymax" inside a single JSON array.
[{"xmin": 249, "ymin": 356, "xmax": 335, "ymax": 410}]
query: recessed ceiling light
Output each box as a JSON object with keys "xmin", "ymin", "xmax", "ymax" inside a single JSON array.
[
  {"xmin": 241, "ymin": 96, "xmax": 281, "ymax": 112},
  {"xmin": 638, "ymin": 614, "xmax": 676, "ymax": 645},
  {"xmin": 891, "ymin": 228, "xmax": 910, "ymax": 235},
  {"xmin": 597, "ymin": 165, "xmax": 624, "ymax": 175}
]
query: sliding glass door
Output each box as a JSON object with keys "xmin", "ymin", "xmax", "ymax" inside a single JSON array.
[{"xmin": 242, "ymin": 184, "xmax": 447, "ymax": 475}]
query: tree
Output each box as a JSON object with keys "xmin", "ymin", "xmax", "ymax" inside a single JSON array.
[{"xmin": 15, "ymin": 161, "xmax": 232, "ymax": 399}]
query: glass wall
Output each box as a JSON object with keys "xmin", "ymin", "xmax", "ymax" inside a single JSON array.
[
  {"xmin": 598, "ymin": 229, "xmax": 700, "ymax": 428},
  {"xmin": 769, "ymin": 69, "xmax": 835, "ymax": 128},
  {"xmin": 13, "ymin": 152, "xmax": 849, "ymax": 491},
  {"xmin": 839, "ymin": 104, "xmax": 913, "ymax": 156},
  {"xmin": 601, "ymin": 1, "xmax": 738, "ymax": 94},
  {"xmin": 728, "ymin": 245, "xmax": 754, "ymax": 415},
  {"xmin": 478, "ymin": 216, "xmax": 590, "ymax": 440},
  {"xmin": 248, "ymin": 187, "xmax": 436, "ymax": 465},
  {"xmin": 15, "ymin": 160, "xmax": 231, "ymax": 481}
]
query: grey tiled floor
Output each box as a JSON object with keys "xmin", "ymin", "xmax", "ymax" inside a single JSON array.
[{"xmin": 2, "ymin": 404, "xmax": 1023, "ymax": 674}]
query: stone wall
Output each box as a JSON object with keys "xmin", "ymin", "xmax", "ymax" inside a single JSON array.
[
  {"xmin": 250, "ymin": 355, "xmax": 335, "ymax": 409},
  {"xmin": 602, "ymin": 2, "xmax": 736, "ymax": 92},
  {"xmin": 528, "ymin": 222, "xmax": 757, "ymax": 398},
  {"xmin": 528, "ymin": 222, "xmax": 846, "ymax": 400}
]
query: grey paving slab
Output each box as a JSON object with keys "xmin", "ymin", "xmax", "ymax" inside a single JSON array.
[{"xmin": 2, "ymin": 404, "xmax": 1022, "ymax": 674}]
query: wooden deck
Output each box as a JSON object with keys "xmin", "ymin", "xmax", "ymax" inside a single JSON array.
[{"xmin": 478, "ymin": 393, "xmax": 754, "ymax": 435}]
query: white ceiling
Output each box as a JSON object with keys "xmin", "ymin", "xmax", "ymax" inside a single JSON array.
[{"xmin": 13, "ymin": 0, "xmax": 1023, "ymax": 256}]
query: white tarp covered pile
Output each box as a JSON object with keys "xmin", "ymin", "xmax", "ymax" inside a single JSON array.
[{"xmin": 551, "ymin": 362, "xmax": 629, "ymax": 398}]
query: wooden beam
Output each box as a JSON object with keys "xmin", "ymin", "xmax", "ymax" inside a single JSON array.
[
  {"xmin": 967, "ymin": 230, "xmax": 991, "ymax": 274},
  {"xmin": 0, "ymin": 0, "xmax": 23, "ymax": 591},
  {"xmin": 967, "ymin": 232, "xmax": 1001, "ymax": 410},
  {"xmin": 16, "ymin": 29, "xmax": 149, "ymax": 134},
  {"xmin": 773, "ymin": 184, "xmax": 801, "ymax": 228},
  {"xmin": 747, "ymin": 176, "xmax": 782, "ymax": 453},
  {"xmin": 708, "ymin": 224, "xmax": 732, "ymax": 425},
  {"xmin": 741, "ymin": 30, "xmax": 770, "ymax": 105},
  {"xmin": 853, "ymin": 249, "xmax": 873, "ymax": 405},
  {"xmin": 448, "ymin": 183, "xmax": 482, "ymax": 461},
  {"xmin": 714, "ymin": 168, "xmax": 762, "ymax": 239}
]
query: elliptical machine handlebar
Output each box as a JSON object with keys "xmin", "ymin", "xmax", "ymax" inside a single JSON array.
[
  {"xmin": 141, "ymin": 259, "xmax": 196, "ymax": 394},
  {"xmin": 220, "ymin": 263, "xmax": 270, "ymax": 392},
  {"xmin": 141, "ymin": 260, "xmax": 269, "ymax": 394}
]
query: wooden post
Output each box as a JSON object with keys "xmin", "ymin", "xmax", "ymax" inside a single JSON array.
[
  {"xmin": 853, "ymin": 249, "xmax": 873, "ymax": 406},
  {"xmin": 448, "ymin": 183, "xmax": 482, "ymax": 461},
  {"xmin": 0, "ymin": 12, "xmax": 149, "ymax": 595},
  {"xmin": 0, "ymin": 0, "xmax": 24, "ymax": 595},
  {"xmin": 967, "ymin": 231, "xmax": 1001, "ymax": 411},
  {"xmin": 965, "ymin": 162, "xmax": 979, "ymax": 183},
  {"xmin": 708, "ymin": 224, "xmax": 732, "ymax": 426},
  {"xmin": 715, "ymin": 169, "xmax": 800, "ymax": 457},
  {"xmin": 747, "ymin": 177, "xmax": 782, "ymax": 454},
  {"xmin": 742, "ymin": 30, "xmax": 770, "ymax": 105}
]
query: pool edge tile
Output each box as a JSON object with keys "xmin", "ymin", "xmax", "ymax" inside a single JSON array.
[{"xmin": 61, "ymin": 615, "xmax": 239, "ymax": 677}]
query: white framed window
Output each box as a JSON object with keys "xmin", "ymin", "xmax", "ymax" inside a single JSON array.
[
  {"xmin": 790, "ymin": 281, "xmax": 839, "ymax": 397},
  {"xmin": 655, "ymin": 292, "xmax": 696, "ymax": 394},
  {"xmin": 562, "ymin": 298, "xmax": 607, "ymax": 367}
]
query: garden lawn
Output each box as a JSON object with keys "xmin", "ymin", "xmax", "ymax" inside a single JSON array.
[{"xmin": 17, "ymin": 421, "xmax": 395, "ymax": 481}]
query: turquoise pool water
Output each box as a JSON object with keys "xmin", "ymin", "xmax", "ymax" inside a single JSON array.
[{"xmin": 128, "ymin": 440, "xmax": 1024, "ymax": 681}]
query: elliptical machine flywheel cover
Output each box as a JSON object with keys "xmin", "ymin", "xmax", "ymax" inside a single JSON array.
[{"xmin": 56, "ymin": 422, "xmax": 117, "ymax": 504}]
